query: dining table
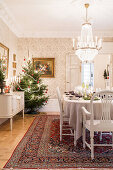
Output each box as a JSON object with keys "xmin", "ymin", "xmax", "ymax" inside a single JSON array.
[{"xmin": 63, "ymin": 93, "xmax": 113, "ymax": 145}]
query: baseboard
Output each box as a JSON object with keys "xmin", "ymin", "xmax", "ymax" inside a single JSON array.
[{"xmin": 39, "ymin": 99, "xmax": 60, "ymax": 112}]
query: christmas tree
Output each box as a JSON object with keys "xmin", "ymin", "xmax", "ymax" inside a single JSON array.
[
  {"xmin": 15, "ymin": 59, "xmax": 49, "ymax": 113},
  {"xmin": 103, "ymin": 69, "xmax": 107, "ymax": 79}
]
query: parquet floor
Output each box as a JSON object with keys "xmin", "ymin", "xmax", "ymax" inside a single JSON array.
[{"xmin": 0, "ymin": 112, "xmax": 111, "ymax": 170}]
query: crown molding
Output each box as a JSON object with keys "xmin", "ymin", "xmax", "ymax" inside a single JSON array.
[
  {"xmin": 19, "ymin": 31, "xmax": 113, "ymax": 39},
  {"xmin": 0, "ymin": 0, "xmax": 113, "ymax": 39},
  {"xmin": 103, "ymin": 37, "xmax": 113, "ymax": 42}
]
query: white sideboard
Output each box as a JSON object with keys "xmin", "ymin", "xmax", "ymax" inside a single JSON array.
[{"xmin": 0, "ymin": 91, "xmax": 24, "ymax": 130}]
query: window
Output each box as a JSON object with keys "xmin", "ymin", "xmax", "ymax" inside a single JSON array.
[{"xmin": 81, "ymin": 62, "xmax": 94, "ymax": 88}]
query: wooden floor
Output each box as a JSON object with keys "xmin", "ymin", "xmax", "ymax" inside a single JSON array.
[{"xmin": 0, "ymin": 112, "xmax": 111, "ymax": 170}]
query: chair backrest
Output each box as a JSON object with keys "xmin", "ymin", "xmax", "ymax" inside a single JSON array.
[
  {"xmin": 56, "ymin": 87, "xmax": 63, "ymax": 117},
  {"xmin": 90, "ymin": 90, "xmax": 113, "ymax": 122}
]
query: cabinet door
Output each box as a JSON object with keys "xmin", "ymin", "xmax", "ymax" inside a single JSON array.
[
  {"xmin": 12, "ymin": 96, "xmax": 18, "ymax": 114},
  {"xmin": 66, "ymin": 54, "xmax": 81, "ymax": 91},
  {"xmin": 0, "ymin": 95, "xmax": 12, "ymax": 116}
]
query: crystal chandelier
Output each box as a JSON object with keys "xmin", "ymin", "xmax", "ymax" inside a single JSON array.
[{"xmin": 75, "ymin": 3, "xmax": 102, "ymax": 62}]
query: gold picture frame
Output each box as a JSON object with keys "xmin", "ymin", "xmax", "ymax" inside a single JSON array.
[
  {"xmin": 12, "ymin": 53, "xmax": 17, "ymax": 76},
  {"xmin": 12, "ymin": 62, "xmax": 16, "ymax": 69},
  {"xmin": 33, "ymin": 58, "xmax": 55, "ymax": 78},
  {"xmin": 13, "ymin": 70, "xmax": 16, "ymax": 76},
  {"xmin": 13, "ymin": 54, "xmax": 16, "ymax": 61},
  {"xmin": 0, "ymin": 43, "xmax": 9, "ymax": 78}
]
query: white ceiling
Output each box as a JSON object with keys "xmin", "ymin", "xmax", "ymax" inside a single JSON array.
[{"xmin": 0, "ymin": 0, "xmax": 113, "ymax": 37}]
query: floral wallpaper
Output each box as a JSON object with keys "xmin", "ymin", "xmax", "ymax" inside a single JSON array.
[
  {"xmin": 17, "ymin": 38, "xmax": 74, "ymax": 98},
  {"xmin": 0, "ymin": 18, "xmax": 18, "ymax": 80}
]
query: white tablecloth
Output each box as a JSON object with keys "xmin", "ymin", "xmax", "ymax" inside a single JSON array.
[{"xmin": 63, "ymin": 95, "xmax": 113, "ymax": 142}]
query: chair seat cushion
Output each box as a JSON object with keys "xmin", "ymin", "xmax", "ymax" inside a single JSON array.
[
  {"xmin": 85, "ymin": 120, "xmax": 113, "ymax": 131},
  {"xmin": 86, "ymin": 120, "xmax": 113, "ymax": 125},
  {"xmin": 86, "ymin": 120, "xmax": 100, "ymax": 126}
]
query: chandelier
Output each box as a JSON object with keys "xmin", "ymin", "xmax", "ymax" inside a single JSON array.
[{"xmin": 75, "ymin": 3, "xmax": 102, "ymax": 62}]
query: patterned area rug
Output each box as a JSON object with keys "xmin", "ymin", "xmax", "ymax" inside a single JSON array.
[{"xmin": 3, "ymin": 115, "xmax": 113, "ymax": 169}]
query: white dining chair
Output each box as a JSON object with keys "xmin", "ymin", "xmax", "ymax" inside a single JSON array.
[
  {"xmin": 56, "ymin": 87, "xmax": 74, "ymax": 141},
  {"xmin": 82, "ymin": 90, "xmax": 113, "ymax": 159}
]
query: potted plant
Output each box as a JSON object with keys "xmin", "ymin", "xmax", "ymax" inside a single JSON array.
[
  {"xmin": 103, "ymin": 68, "xmax": 110, "ymax": 89},
  {"xmin": 103, "ymin": 69, "xmax": 107, "ymax": 79}
]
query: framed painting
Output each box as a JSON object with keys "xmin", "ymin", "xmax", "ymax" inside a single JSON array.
[
  {"xmin": 33, "ymin": 58, "xmax": 55, "ymax": 78},
  {"xmin": 13, "ymin": 54, "xmax": 16, "ymax": 61},
  {"xmin": 12, "ymin": 62, "xmax": 16, "ymax": 68}
]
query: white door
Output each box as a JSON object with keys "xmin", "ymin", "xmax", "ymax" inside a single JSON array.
[{"xmin": 66, "ymin": 54, "xmax": 81, "ymax": 91}]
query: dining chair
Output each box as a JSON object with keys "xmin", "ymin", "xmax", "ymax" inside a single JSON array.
[
  {"xmin": 82, "ymin": 90, "xmax": 113, "ymax": 159},
  {"xmin": 56, "ymin": 87, "xmax": 74, "ymax": 141}
]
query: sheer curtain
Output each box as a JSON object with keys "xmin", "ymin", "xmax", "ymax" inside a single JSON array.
[{"xmin": 81, "ymin": 62, "xmax": 94, "ymax": 88}]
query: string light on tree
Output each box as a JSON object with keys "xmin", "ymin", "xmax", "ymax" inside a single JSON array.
[{"xmin": 14, "ymin": 59, "xmax": 49, "ymax": 113}]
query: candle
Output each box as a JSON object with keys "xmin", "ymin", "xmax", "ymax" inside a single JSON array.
[
  {"xmin": 13, "ymin": 77, "xmax": 14, "ymax": 82},
  {"xmin": 11, "ymin": 77, "xmax": 12, "ymax": 83},
  {"xmin": 19, "ymin": 77, "xmax": 20, "ymax": 83},
  {"xmin": 15, "ymin": 76, "xmax": 16, "ymax": 82},
  {"xmin": 12, "ymin": 77, "xmax": 14, "ymax": 83},
  {"xmin": 72, "ymin": 39, "xmax": 75, "ymax": 49},
  {"xmin": 95, "ymin": 36, "xmax": 97, "ymax": 46},
  {"xmin": 16, "ymin": 77, "xmax": 18, "ymax": 83}
]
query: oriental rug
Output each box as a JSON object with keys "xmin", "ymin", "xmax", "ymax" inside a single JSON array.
[{"xmin": 3, "ymin": 115, "xmax": 113, "ymax": 169}]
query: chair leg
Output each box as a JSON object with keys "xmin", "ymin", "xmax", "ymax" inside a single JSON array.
[
  {"xmin": 100, "ymin": 132, "xmax": 102, "ymax": 141},
  {"xmin": 74, "ymin": 130, "xmax": 76, "ymax": 146},
  {"xmin": 83, "ymin": 125, "xmax": 86, "ymax": 148},
  {"xmin": 10, "ymin": 118, "xmax": 13, "ymax": 131},
  {"xmin": 112, "ymin": 132, "xmax": 113, "ymax": 149},
  {"xmin": 22, "ymin": 109, "xmax": 24, "ymax": 119},
  {"xmin": 60, "ymin": 122, "xmax": 62, "ymax": 141},
  {"xmin": 90, "ymin": 131, "xmax": 94, "ymax": 160}
]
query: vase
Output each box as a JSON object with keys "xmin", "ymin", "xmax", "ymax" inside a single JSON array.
[
  {"xmin": 0, "ymin": 81, "xmax": 6, "ymax": 94},
  {"xmin": 105, "ymin": 79, "xmax": 110, "ymax": 90}
]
